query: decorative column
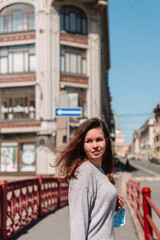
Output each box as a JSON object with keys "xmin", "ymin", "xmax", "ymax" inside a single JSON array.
[{"xmin": 88, "ymin": 10, "xmax": 101, "ymax": 118}]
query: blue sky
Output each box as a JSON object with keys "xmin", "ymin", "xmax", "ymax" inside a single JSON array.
[{"xmin": 108, "ymin": 0, "xmax": 160, "ymax": 142}]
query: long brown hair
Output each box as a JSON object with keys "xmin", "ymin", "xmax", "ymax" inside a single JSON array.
[{"xmin": 56, "ymin": 118, "xmax": 115, "ymax": 184}]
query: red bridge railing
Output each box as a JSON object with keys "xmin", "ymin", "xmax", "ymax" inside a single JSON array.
[
  {"xmin": 0, "ymin": 176, "xmax": 68, "ymax": 240},
  {"xmin": 127, "ymin": 179, "xmax": 160, "ymax": 240}
]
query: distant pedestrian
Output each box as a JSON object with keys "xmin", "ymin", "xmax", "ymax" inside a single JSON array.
[
  {"xmin": 56, "ymin": 118, "xmax": 124, "ymax": 240},
  {"xmin": 126, "ymin": 159, "xmax": 130, "ymax": 171}
]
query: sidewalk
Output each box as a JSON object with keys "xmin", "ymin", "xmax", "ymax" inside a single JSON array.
[
  {"xmin": 115, "ymin": 203, "xmax": 140, "ymax": 240},
  {"xmin": 12, "ymin": 205, "xmax": 139, "ymax": 240},
  {"xmin": 115, "ymin": 172, "xmax": 140, "ymax": 240},
  {"xmin": 11, "ymin": 172, "xmax": 140, "ymax": 240},
  {"xmin": 11, "ymin": 206, "xmax": 70, "ymax": 240}
]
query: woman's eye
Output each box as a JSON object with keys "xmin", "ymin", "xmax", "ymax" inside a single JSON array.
[
  {"xmin": 97, "ymin": 138, "xmax": 103, "ymax": 141},
  {"xmin": 85, "ymin": 140, "xmax": 91, "ymax": 143}
]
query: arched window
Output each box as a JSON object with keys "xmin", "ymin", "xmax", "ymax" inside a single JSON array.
[
  {"xmin": 60, "ymin": 5, "xmax": 87, "ymax": 35},
  {"xmin": 0, "ymin": 3, "xmax": 35, "ymax": 33}
]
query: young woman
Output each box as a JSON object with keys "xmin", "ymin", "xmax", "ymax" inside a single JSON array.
[{"xmin": 56, "ymin": 118, "xmax": 124, "ymax": 240}]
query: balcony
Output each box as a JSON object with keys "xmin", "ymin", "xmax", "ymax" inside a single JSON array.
[
  {"xmin": 53, "ymin": 0, "xmax": 107, "ymax": 7},
  {"xmin": 73, "ymin": 0, "xmax": 107, "ymax": 4}
]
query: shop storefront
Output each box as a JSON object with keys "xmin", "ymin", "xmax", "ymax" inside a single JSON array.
[
  {"xmin": 0, "ymin": 86, "xmax": 36, "ymax": 173},
  {"xmin": 0, "ymin": 135, "xmax": 36, "ymax": 173}
]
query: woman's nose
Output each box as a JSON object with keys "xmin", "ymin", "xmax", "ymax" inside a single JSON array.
[{"xmin": 92, "ymin": 141, "xmax": 98, "ymax": 148}]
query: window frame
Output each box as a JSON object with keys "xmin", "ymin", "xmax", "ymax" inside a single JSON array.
[
  {"xmin": 60, "ymin": 5, "xmax": 87, "ymax": 35},
  {"xmin": 0, "ymin": 3, "xmax": 35, "ymax": 33},
  {"xmin": 0, "ymin": 87, "xmax": 35, "ymax": 120},
  {"xmin": 60, "ymin": 45, "xmax": 87, "ymax": 76},
  {"xmin": 0, "ymin": 44, "xmax": 35, "ymax": 74}
]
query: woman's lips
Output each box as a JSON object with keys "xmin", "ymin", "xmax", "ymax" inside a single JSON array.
[{"xmin": 92, "ymin": 151, "xmax": 100, "ymax": 155}]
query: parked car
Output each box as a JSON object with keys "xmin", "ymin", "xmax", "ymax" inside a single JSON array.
[
  {"xmin": 149, "ymin": 157, "xmax": 160, "ymax": 164},
  {"xmin": 126, "ymin": 154, "xmax": 135, "ymax": 160}
]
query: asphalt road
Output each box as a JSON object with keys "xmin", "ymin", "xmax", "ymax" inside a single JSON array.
[{"xmin": 118, "ymin": 157, "xmax": 160, "ymax": 176}]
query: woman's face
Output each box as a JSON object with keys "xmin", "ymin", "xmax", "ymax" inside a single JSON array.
[{"xmin": 84, "ymin": 127, "xmax": 106, "ymax": 167}]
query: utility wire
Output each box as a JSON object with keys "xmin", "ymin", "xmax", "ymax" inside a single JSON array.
[
  {"xmin": 110, "ymin": 0, "xmax": 140, "ymax": 30},
  {"xmin": 115, "ymin": 112, "xmax": 153, "ymax": 118},
  {"xmin": 118, "ymin": 120, "xmax": 150, "ymax": 124}
]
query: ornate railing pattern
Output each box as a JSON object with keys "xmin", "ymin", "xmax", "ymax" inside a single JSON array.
[
  {"xmin": 59, "ymin": 182, "xmax": 69, "ymax": 208},
  {"xmin": 0, "ymin": 176, "xmax": 68, "ymax": 239},
  {"xmin": 6, "ymin": 179, "xmax": 39, "ymax": 238},
  {"xmin": 40, "ymin": 176, "xmax": 59, "ymax": 215}
]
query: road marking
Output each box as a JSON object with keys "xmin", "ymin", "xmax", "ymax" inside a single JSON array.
[
  {"xmin": 130, "ymin": 161, "xmax": 160, "ymax": 177},
  {"xmin": 133, "ymin": 176, "xmax": 160, "ymax": 182}
]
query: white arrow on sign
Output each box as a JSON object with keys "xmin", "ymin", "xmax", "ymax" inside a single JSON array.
[
  {"xmin": 57, "ymin": 109, "xmax": 82, "ymax": 115},
  {"xmin": 55, "ymin": 108, "xmax": 82, "ymax": 117}
]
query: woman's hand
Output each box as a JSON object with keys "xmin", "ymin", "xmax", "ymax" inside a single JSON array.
[{"xmin": 115, "ymin": 194, "xmax": 124, "ymax": 211}]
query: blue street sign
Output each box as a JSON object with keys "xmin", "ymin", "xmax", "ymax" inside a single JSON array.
[{"xmin": 55, "ymin": 108, "xmax": 82, "ymax": 117}]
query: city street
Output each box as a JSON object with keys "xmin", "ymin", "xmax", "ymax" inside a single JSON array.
[
  {"xmin": 0, "ymin": 1, "xmax": 160, "ymax": 239},
  {"xmin": 130, "ymin": 158, "xmax": 160, "ymax": 177},
  {"xmin": 119, "ymin": 157, "xmax": 160, "ymax": 207}
]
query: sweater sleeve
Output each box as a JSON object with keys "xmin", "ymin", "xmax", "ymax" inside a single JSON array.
[{"xmin": 69, "ymin": 186, "xmax": 94, "ymax": 240}]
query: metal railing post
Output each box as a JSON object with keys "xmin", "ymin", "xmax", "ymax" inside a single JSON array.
[
  {"xmin": 57, "ymin": 177, "xmax": 61, "ymax": 208},
  {"xmin": 134, "ymin": 180, "xmax": 140, "ymax": 216},
  {"xmin": 0, "ymin": 180, "xmax": 8, "ymax": 240},
  {"xmin": 128, "ymin": 179, "xmax": 132, "ymax": 206},
  {"xmin": 142, "ymin": 187, "xmax": 153, "ymax": 240},
  {"xmin": 37, "ymin": 175, "xmax": 42, "ymax": 217}
]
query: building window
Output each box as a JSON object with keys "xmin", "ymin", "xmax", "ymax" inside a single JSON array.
[
  {"xmin": 60, "ymin": 5, "xmax": 87, "ymax": 35},
  {"xmin": 0, "ymin": 87, "xmax": 35, "ymax": 120},
  {"xmin": 60, "ymin": 46, "xmax": 87, "ymax": 75},
  {"xmin": 0, "ymin": 3, "xmax": 35, "ymax": 33},
  {"xmin": 0, "ymin": 44, "xmax": 35, "ymax": 74}
]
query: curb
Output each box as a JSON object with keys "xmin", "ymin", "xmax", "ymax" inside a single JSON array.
[
  {"xmin": 116, "ymin": 172, "xmax": 144, "ymax": 240},
  {"xmin": 126, "ymin": 199, "xmax": 144, "ymax": 240}
]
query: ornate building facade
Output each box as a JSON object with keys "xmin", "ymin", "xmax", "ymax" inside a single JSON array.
[
  {"xmin": 153, "ymin": 104, "xmax": 160, "ymax": 152},
  {"xmin": 132, "ymin": 118, "xmax": 156, "ymax": 159},
  {"xmin": 114, "ymin": 119, "xmax": 130, "ymax": 157},
  {"xmin": 0, "ymin": 0, "xmax": 113, "ymax": 175}
]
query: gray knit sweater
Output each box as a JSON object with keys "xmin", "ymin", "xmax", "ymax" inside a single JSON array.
[{"xmin": 69, "ymin": 160, "xmax": 117, "ymax": 240}]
